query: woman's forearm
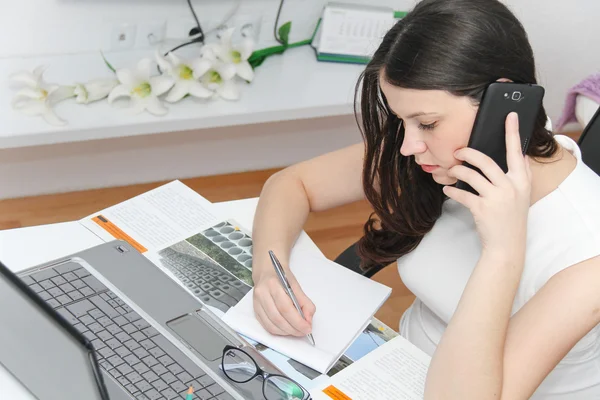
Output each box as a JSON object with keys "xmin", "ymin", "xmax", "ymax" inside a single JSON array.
[
  {"xmin": 424, "ymin": 249, "xmax": 525, "ymax": 400},
  {"xmin": 251, "ymin": 171, "xmax": 312, "ymax": 281}
]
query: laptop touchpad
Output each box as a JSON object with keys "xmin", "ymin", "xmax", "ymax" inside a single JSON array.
[{"xmin": 167, "ymin": 314, "xmax": 230, "ymax": 361}]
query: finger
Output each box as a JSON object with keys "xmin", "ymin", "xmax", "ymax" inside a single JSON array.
[
  {"xmin": 271, "ymin": 282, "xmax": 313, "ymax": 335},
  {"xmin": 454, "ymin": 148, "xmax": 507, "ymax": 187},
  {"xmin": 505, "ymin": 112, "xmax": 526, "ymax": 174},
  {"xmin": 289, "ymin": 280, "xmax": 316, "ymax": 323},
  {"xmin": 525, "ymin": 155, "xmax": 533, "ymax": 181},
  {"xmin": 443, "ymin": 184, "xmax": 479, "ymax": 210},
  {"xmin": 448, "ymin": 165, "xmax": 494, "ymax": 197},
  {"xmin": 254, "ymin": 299, "xmax": 288, "ymax": 336}
]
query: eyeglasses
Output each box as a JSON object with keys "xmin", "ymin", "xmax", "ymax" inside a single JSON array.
[{"xmin": 220, "ymin": 345, "xmax": 312, "ymax": 400}]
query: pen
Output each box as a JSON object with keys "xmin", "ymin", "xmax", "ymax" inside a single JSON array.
[{"xmin": 268, "ymin": 250, "xmax": 316, "ymax": 346}]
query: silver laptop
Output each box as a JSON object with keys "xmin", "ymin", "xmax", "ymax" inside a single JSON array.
[{"xmin": 0, "ymin": 240, "xmax": 279, "ymax": 400}]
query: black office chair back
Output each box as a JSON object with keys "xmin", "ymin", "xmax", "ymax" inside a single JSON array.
[{"xmin": 578, "ymin": 105, "xmax": 600, "ymax": 176}]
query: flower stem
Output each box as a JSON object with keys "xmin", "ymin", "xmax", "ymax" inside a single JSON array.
[{"xmin": 100, "ymin": 51, "xmax": 117, "ymax": 74}]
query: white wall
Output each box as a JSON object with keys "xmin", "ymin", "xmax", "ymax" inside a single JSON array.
[
  {"xmin": 2, "ymin": 0, "xmax": 598, "ymax": 124},
  {"xmin": 0, "ymin": 0, "xmax": 598, "ymax": 199}
]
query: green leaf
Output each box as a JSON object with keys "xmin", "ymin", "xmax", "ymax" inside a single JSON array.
[
  {"xmin": 249, "ymin": 55, "xmax": 267, "ymax": 69},
  {"xmin": 278, "ymin": 21, "xmax": 292, "ymax": 46},
  {"xmin": 100, "ymin": 51, "xmax": 116, "ymax": 74}
]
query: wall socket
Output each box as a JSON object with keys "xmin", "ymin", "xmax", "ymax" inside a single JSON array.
[
  {"xmin": 110, "ymin": 23, "xmax": 137, "ymax": 50},
  {"xmin": 165, "ymin": 12, "xmax": 263, "ymax": 45}
]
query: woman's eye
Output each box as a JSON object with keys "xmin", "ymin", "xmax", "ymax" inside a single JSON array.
[{"xmin": 418, "ymin": 122, "xmax": 437, "ymax": 131}]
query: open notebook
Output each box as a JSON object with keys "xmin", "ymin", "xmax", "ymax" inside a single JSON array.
[{"xmin": 222, "ymin": 248, "xmax": 391, "ymax": 374}]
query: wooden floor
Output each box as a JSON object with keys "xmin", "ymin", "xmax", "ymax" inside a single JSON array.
[{"xmin": 0, "ymin": 168, "xmax": 415, "ymax": 330}]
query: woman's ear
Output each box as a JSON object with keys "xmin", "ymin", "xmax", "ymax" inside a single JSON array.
[{"xmin": 496, "ymin": 78, "xmax": 513, "ymax": 83}]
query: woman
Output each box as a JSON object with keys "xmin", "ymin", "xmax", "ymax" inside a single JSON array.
[{"xmin": 250, "ymin": 0, "xmax": 600, "ymax": 398}]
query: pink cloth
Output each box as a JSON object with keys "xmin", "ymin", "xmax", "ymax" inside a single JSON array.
[{"xmin": 556, "ymin": 73, "xmax": 600, "ymax": 131}]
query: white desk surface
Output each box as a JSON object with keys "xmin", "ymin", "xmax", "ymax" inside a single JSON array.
[
  {"xmin": 0, "ymin": 196, "xmax": 324, "ymax": 398},
  {"xmin": 1, "ymin": 46, "xmax": 365, "ymax": 149}
]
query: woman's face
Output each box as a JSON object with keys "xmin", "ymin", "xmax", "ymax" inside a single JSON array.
[{"xmin": 379, "ymin": 75, "xmax": 479, "ymax": 185}]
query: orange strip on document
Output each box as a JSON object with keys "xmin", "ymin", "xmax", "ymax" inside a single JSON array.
[
  {"xmin": 322, "ymin": 385, "xmax": 352, "ymax": 400},
  {"xmin": 92, "ymin": 215, "xmax": 147, "ymax": 253}
]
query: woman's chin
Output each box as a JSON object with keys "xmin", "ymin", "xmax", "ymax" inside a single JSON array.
[{"xmin": 432, "ymin": 174, "xmax": 458, "ymax": 186}]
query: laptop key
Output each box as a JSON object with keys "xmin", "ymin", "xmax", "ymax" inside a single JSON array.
[
  {"xmin": 54, "ymin": 263, "xmax": 81, "ymax": 274},
  {"xmin": 117, "ymin": 363, "xmax": 134, "ymax": 376},
  {"xmin": 142, "ymin": 371, "xmax": 159, "ymax": 382},
  {"xmin": 152, "ymin": 363, "xmax": 168, "ymax": 376},
  {"xmin": 51, "ymin": 276, "xmax": 67, "ymax": 286},
  {"xmin": 74, "ymin": 268, "xmax": 90, "ymax": 278},
  {"xmin": 98, "ymin": 346, "xmax": 115, "ymax": 359},
  {"xmin": 135, "ymin": 380, "xmax": 153, "ymax": 393},
  {"xmin": 117, "ymin": 375, "xmax": 130, "ymax": 387},
  {"xmin": 124, "ymin": 339, "xmax": 141, "ymax": 352},
  {"xmin": 168, "ymin": 363, "xmax": 184, "ymax": 376},
  {"xmin": 55, "ymin": 307, "xmax": 78, "ymax": 325},
  {"xmin": 96, "ymin": 330, "xmax": 112, "ymax": 342},
  {"xmin": 176, "ymin": 372, "xmax": 193, "ymax": 385},
  {"xmin": 19, "ymin": 275, "xmax": 35, "ymax": 285},
  {"xmin": 161, "ymin": 387, "xmax": 180, "ymax": 400},
  {"xmin": 196, "ymin": 374, "xmax": 216, "ymax": 388},
  {"xmin": 31, "ymin": 268, "xmax": 58, "ymax": 282},
  {"xmin": 66, "ymin": 299, "xmax": 95, "ymax": 318},
  {"xmin": 47, "ymin": 287, "xmax": 64, "ymax": 297},
  {"xmin": 62, "ymin": 272, "xmax": 78, "ymax": 282},
  {"xmin": 113, "ymin": 315, "xmax": 129, "ymax": 327},
  {"xmin": 39, "ymin": 280, "xmax": 55, "ymax": 290},
  {"xmin": 107, "ymin": 354, "xmax": 124, "ymax": 368},
  {"xmin": 127, "ymin": 371, "xmax": 143, "ymax": 384},
  {"xmin": 148, "ymin": 346, "xmax": 165, "ymax": 359},
  {"xmin": 195, "ymin": 388, "xmax": 213, "ymax": 399},
  {"xmin": 162, "ymin": 372, "xmax": 177, "ymax": 385},
  {"xmin": 124, "ymin": 383, "xmax": 137, "ymax": 394},
  {"xmin": 90, "ymin": 296, "xmax": 120, "ymax": 318},
  {"xmin": 151, "ymin": 335, "xmax": 207, "ymax": 379},
  {"xmin": 142, "ymin": 326, "xmax": 160, "ymax": 338},
  {"xmin": 131, "ymin": 331, "xmax": 147, "ymax": 343},
  {"xmin": 171, "ymin": 380, "xmax": 187, "ymax": 393},
  {"xmin": 158, "ymin": 354, "xmax": 175, "ymax": 367},
  {"xmin": 79, "ymin": 286, "xmax": 95, "ymax": 297},
  {"xmin": 140, "ymin": 339, "xmax": 156, "ymax": 351},
  {"xmin": 133, "ymin": 319, "xmax": 150, "ymax": 330},
  {"xmin": 71, "ymin": 279, "xmax": 86, "ymax": 289},
  {"xmin": 125, "ymin": 311, "xmax": 142, "ymax": 323},
  {"xmin": 115, "ymin": 345, "xmax": 132, "ymax": 359},
  {"xmin": 133, "ymin": 362, "xmax": 150, "ymax": 375},
  {"xmin": 115, "ymin": 331, "xmax": 131, "ymax": 343},
  {"xmin": 59, "ymin": 282, "xmax": 76, "ymax": 293},
  {"xmin": 145, "ymin": 389, "xmax": 162, "ymax": 400},
  {"xmin": 152, "ymin": 378, "xmax": 169, "ymax": 392},
  {"xmin": 207, "ymin": 384, "xmax": 225, "ymax": 396},
  {"xmin": 122, "ymin": 324, "xmax": 137, "ymax": 334},
  {"xmin": 56, "ymin": 294, "xmax": 72, "ymax": 305},
  {"xmin": 29, "ymin": 283, "xmax": 44, "ymax": 293},
  {"xmin": 82, "ymin": 276, "xmax": 107, "ymax": 293}
]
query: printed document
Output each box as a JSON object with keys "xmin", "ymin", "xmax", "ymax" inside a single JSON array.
[{"xmin": 312, "ymin": 334, "xmax": 431, "ymax": 400}]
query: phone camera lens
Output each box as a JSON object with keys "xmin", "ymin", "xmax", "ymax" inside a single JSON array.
[
  {"xmin": 504, "ymin": 93, "xmax": 509, "ymax": 99},
  {"xmin": 512, "ymin": 91, "xmax": 522, "ymax": 101}
]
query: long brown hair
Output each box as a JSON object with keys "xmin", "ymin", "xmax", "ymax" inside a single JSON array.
[{"xmin": 354, "ymin": 0, "xmax": 558, "ymax": 273}]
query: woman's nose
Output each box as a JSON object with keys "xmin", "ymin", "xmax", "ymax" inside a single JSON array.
[{"xmin": 400, "ymin": 128, "xmax": 427, "ymax": 156}]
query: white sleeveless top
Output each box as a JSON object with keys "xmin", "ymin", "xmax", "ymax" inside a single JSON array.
[{"xmin": 398, "ymin": 135, "xmax": 600, "ymax": 399}]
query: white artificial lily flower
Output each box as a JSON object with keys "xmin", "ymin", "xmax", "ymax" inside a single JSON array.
[
  {"xmin": 194, "ymin": 48, "xmax": 239, "ymax": 100},
  {"xmin": 10, "ymin": 66, "xmax": 75, "ymax": 126},
  {"xmin": 211, "ymin": 27, "xmax": 255, "ymax": 82},
  {"xmin": 74, "ymin": 78, "xmax": 118, "ymax": 104},
  {"xmin": 155, "ymin": 51, "xmax": 213, "ymax": 102},
  {"xmin": 108, "ymin": 58, "xmax": 174, "ymax": 116}
]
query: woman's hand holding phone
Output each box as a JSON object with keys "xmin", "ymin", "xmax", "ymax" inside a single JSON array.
[{"xmin": 443, "ymin": 112, "xmax": 532, "ymax": 255}]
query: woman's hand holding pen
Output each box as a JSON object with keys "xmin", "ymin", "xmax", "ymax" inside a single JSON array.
[{"xmin": 253, "ymin": 261, "xmax": 316, "ymax": 337}]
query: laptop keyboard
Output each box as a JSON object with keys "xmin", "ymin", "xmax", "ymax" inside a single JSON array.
[{"xmin": 20, "ymin": 263, "xmax": 235, "ymax": 400}]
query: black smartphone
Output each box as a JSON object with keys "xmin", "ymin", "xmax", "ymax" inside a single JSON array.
[{"xmin": 455, "ymin": 81, "xmax": 545, "ymax": 195}]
